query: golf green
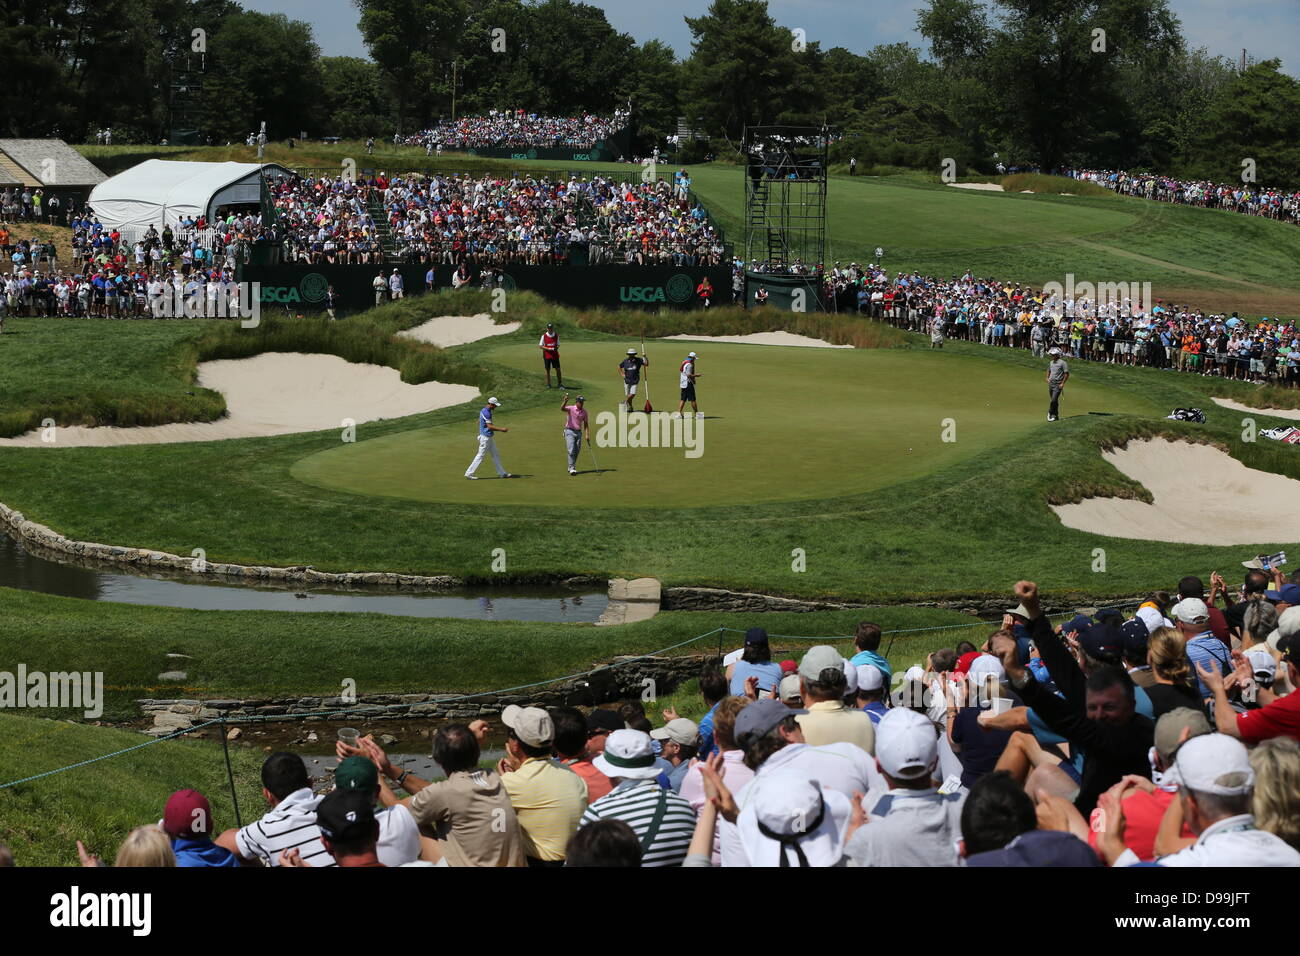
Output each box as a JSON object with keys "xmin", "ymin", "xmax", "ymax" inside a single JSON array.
[{"xmin": 291, "ymin": 339, "xmax": 1163, "ymax": 508}]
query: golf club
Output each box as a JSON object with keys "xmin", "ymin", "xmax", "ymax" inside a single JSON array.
[{"xmin": 588, "ymin": 439, "xmax": 600, "ymax": 477}]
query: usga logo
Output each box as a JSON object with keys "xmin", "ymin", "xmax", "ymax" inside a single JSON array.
[
  {"xmin": 620, "ymin": 285, "xmax": 668, "ymax": 303},
  {"xmin": 620, "ymin": 273, "xmax": 695, "ymax": 304}
]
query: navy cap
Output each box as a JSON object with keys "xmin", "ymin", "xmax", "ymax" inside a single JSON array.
[
  {"xmin": 1060, "ymin": 614, "xmax": 1093, "ymax": 637},
  {"xmin": 1120, "ymin": 618, "xmax": 1149, "ymax": 659},
  {"xmin": 966, "ymin": 830, "xmax": 1103, "ymax": 868},
  {"xmin": 1077, "ymin": 622, "xmax": 1123, "ymax": 663},
  {"xmin": 1094, "ymin": 608, "xmax": 1124, "ymax": 626},
  {"xmin": 1266, "ymin": 584, "xmax": 1300, "ymax": 605},
  {"xmin": 735, "ymin": 698, "xmax": 805, "ymax": 744},
  {"xmin": 744, "ymin": 627, "xmax": 769, "ymax": 645}
]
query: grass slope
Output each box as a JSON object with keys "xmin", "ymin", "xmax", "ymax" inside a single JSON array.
[
  {"xmin": 0, "ymin": 586, "xmax": 978, "ymax": 718},
  {"xmin": 0, "ymin": 711, "xmax": 263, "ymax": 866}
]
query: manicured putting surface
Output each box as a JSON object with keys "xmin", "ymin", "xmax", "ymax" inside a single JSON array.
[{"xmin": 290, "ymin": 340, "xmax": 1162, "ymax": 508}]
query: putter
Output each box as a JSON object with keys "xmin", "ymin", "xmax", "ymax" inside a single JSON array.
[{"xmin": 588, "ymin": 440, "xmax": 601, "ymax": 477}]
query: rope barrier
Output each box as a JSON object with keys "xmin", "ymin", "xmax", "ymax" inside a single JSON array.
[{"xmin": 0, "ymin": 607, "xmax": 1139, "ymax": 793}]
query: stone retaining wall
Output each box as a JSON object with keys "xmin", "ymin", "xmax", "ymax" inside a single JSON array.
[
  {"xmin": 0, "ymin": 501, "xmax": 600, "ymax": 592},
  {"xmin": 662, "ymin": 587, "xmax": 869, "ymax": 613},
  {"xmin": 137, "ymin": 654, "xmax": 705, "ymax": 735}
]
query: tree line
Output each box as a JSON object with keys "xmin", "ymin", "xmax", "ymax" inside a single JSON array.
[{"xmin": 2, "ymin": 0, "xmax": 1297, "ymax": 185}]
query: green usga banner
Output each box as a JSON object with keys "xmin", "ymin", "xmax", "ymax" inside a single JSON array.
[{"xmin": 238, "ymin": 263, "xmax": 731, "ymax": 313}]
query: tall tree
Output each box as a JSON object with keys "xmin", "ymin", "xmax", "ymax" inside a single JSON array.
[
  {"xmin": 918, "ymin": 0, "xmax": 1182, "ymax": 169},
  {"xmin": 319, "ymin": 57, "xmax": 393, "ymax": 137},
  {"xmin": 200, "ymin": 11, "xmax": 325, "ymax": 142},
  {"xmin": 354, "ymin": 0, "xmax": 466, "ymax": 130},
  {"xmin": 1194, "ymin": 60, "xmax": 1300, "ymax": 187},
  {"xmin": 680, "ymin": 0, "xmax": 823, "ymax": 144}
]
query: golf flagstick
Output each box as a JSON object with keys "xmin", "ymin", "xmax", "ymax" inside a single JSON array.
[{"xmin": 641, "ymin": 331, "xmax": 653, "ymax": 413}]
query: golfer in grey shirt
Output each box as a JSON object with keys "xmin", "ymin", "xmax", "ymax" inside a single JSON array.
[{"xmin": 1046, "ymin": 348, "xmax": 1070, "ymax": 422}]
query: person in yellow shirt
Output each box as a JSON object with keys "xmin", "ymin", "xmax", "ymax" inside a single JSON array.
[
  {"xmin": 497, "ymin": 705, "xmax": 588, "ymax": 867},
  {"xmin": 793, "ymin": 645, "xmax": 876, "ymax": 754}
]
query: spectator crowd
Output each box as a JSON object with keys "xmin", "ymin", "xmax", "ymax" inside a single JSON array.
[
  {"xmin": 400, "ymin": 109, "xmax": 630, "ymax": 152},
  {"xmin": 825, "ymin": 263, "xmax": 1300, "ymax": 388},
  {"xmin": 13, "ymin": 570, "xmax": 1300, "ymax": 869},
  {"xmin": 1069, "ymin": 169, "xmax": 1300, "ymax": 226}
]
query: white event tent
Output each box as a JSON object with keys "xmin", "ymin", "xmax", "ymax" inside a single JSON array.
[{"xmin": 88, "ymin": 160, "xmax": 291, "ymax": 241}]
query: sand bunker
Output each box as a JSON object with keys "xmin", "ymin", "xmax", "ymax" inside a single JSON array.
[
  {"xmin": 0, "ymin": 352, "xmax": 479, "ymax": 448},
  {"xmin": 397, "ymin": 313, "xmax": 520, "ymax": 347},
  {"xmin": 1213, "ymin": 397, "xmax": 1300, "ymax": 422},
  {"xmin": 946, "ymin": 182, "xmax": 1005, "ymax": 192},
  {"xmin": 1052, "ymin": 438, "xmax": 1300, "ymax": 545},
  {"xmin": 665, "ymin": 332, "xmax": 852, "ymax": 349}
]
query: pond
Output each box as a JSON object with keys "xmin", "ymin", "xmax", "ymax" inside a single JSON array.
[{"xmin": 0, "ymin": 533, "xmax": 608, "ymax": 623}]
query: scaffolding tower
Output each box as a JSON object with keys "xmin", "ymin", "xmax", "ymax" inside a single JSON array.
[
  {"xmin": 168, "ymin": 49, "xmax": 206, "ymax": 146},
  {"xmin": 742, "ymin": 125, "xmax": 829, "ymax": 274}
]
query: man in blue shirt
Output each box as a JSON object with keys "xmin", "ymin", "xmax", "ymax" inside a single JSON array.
[
  {"xmin": 855, "ymin": 664, "xmax": 888, "ymax": 724},
  {"xmin": 847, "ymin": 621, "xmax": 892, "ymax": 684},
  {"xmin": 1174, "ymin": 597, "xmax": 1229, "ymax": 701},
  {"xmin": 163, "ymin": 789, "xmax": 237, "ymax": 867},
  {"xmin": 464, "ymin": 397, "xmax": 515, "ymax": 479}
]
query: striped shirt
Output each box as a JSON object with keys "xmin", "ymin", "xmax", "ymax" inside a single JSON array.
[
  {"xmin": 579, "ymin": 779, "xmax": 696, "ymax": 867},
  {"xmin": 235, "ymin": 787, "xmax": 334, "ymax": 867}
]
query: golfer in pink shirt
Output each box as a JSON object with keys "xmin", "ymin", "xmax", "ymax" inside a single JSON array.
[{"xmin": 561, "ymin": 393, "xmax": 590, "ymax": 476}]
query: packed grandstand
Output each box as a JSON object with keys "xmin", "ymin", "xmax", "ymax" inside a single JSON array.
[{"xmin": 396, "ymin": 109, "xmax": 631, "ymax": 151}]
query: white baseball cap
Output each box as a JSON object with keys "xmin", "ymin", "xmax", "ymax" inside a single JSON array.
[
  {"xmin": 737, "ymin": 769, "xmax": 852, "ymax": 867},
  {"xmin": 1246, "ymin": 647, "xmax": 1277, "ymax": 681},
  {"xmin": 1267, "ymin": 605, "xmax": 1300, "ymax": 654},
  {"xmin": 856, "ymin": 664, "xmax": 884, "ymax": 692},
  {"xmin": 1168, "ymin": 733, "xmax": 1254, "ymax": 795},
  {"xmin": 876, "ymin": 707, "xmax": 938, "ymax": 780},
  {"xmin": 778, "ymin": 673, "xmax": 803, "ymax": 704},
  {"xmin": 842, "ymin": 658, "xmax": 859, "ymax": 694},
  {"xmin": 1049, "ymin": 347, "xmax": 1061, "ymax": 356},
  {"xmin": 627, "ymin": 347, "xmax": 637, "ymax": 354},
  {"xmin": 1172, "ymin": 597, "xmax": 1210, "ymax": 625},
  {"xmin": 487, "ymin": 397, "xmax": 502, "ymax": 407},
  {"xmin": 687, "ymin": 351, "xmax": 697, "ymax": 358},
  {"xmin": 968, "ymin": 653, "xmax": 1006, "ymax": 682},
  {"xmin": 501, "ymin": 705, "xmax": 553, "ymax": 748}
]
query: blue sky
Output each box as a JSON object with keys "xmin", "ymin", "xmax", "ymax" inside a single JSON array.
[{"xmin": 247, "ymin": 0, "xmax": 1296, "ymax": 73}]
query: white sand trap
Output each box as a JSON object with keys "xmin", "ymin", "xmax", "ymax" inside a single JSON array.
[
  {"xmin": 946, "ymin": 182, "xmax": 1005, "ymax": 192},
  {"xmin": 1213, "ymin": 397, "xmax": 1300, "ymax": 422},
  {"xmin": 397, "ymin": 313, "xmax": 520, "ymax": 347},
  {"xmin": 665, "ymin": 332, "xmax": 852, "ymax": 349},
  {"xmin": 0, "ymin": 352, "xmax": 479, "ymax": 448},
  {"xmin": 1052, "ymin": 438, "xmax": 1300, "ymax": 545}
]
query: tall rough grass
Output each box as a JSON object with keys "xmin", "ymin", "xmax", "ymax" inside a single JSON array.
[{"xmin": 1000, "ymin": 174, "xmax": 1114, "ymax": 198}]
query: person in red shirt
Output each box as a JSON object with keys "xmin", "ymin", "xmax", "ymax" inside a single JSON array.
[
  {"xmin": 538, "ymin": 322, "xmax": 562, "ymax": 388},
  {"xmin": 551, "ymin": 707, "xmax": 612, "ymax": 804},
  {"xmin": 1200, "ymin": 608, "xmax": 1300, "ymax": 743},
  {"xmin": 696, "ymin": 277, "xmax": 712, "ymax": 308}
]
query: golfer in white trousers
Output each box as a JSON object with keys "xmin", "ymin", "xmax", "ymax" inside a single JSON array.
[{"xmin": 465, "ymin": 397, "xmax": 515, "ymax": 479}]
